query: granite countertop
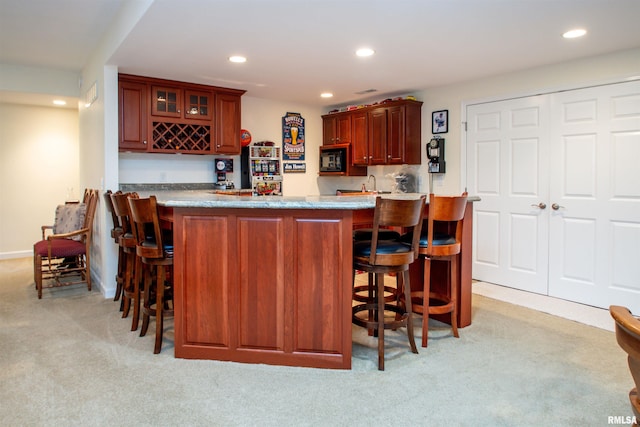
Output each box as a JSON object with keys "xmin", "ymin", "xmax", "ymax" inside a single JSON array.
[
  {"xmin": 137, "ymin": 190, "xmax": 480, "ymax": 210},
  {"xmin": 145, "ymin": 190, "xmax": 383, "ymax": 210}
]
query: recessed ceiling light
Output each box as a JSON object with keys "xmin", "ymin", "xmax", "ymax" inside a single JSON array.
[
  {"xmin": 229, "ymin": 55, "xmax": 247, "ymax": 63},
  {"xmin": 356, "ymin": 48, "xmax": 375, "ymax": 57},
  {"xmin": 53, "ymin": 100, "xmax": 66, "ymax": 106},
  {"xmin": 563, "ymin": 28, "xmax": 587, "ymax": 39},
  {"xmin": 320, "ymin": 92, "xmax": 333, "ymax": 98}
]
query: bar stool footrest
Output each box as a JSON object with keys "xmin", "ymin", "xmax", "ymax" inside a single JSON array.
[{"xmin": 352, "ymin": 302, "xmax": 409, "ymax": 330}]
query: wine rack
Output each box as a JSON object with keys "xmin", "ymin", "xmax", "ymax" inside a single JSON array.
[{"xmin": 151, "ymin": 122, "xmax": 211, "ymax": 152}]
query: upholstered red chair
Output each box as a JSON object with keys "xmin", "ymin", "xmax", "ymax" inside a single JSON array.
[{"xmin": 33, "ymin": 189, "xmax": 98, "ymax": 299}]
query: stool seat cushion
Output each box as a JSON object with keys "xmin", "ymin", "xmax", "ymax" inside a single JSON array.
[
  {"xmin": 353, "ymin": 228, "xmax": 401, "ymax": 241},
  {"xmin": 401, "ymin": 232, "xmax": 456, "ymax": 247},
  {"xmin": 354, "ymin": 240, "xmax": 411, "ymax": 257},
  {"xmin": 34, "ymin": 239, "xmax": 85, "ymax": 257}
]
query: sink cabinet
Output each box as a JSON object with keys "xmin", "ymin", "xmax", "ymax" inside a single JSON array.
[
  {"xmin": 323, "ymin": 99, "xmax": 422, "ymax": 166},
  {"xmin": 119, "ymin": 74, "xmax": 245, "ymax": 154}
]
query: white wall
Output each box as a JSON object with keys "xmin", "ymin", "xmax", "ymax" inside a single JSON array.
[
  {"xmin": 0, "ymin": 103, "xmax": 79, "ymax": 258},
  {"xmin": 415, "ymin": 47, "xmax": 640, "ymax": 195}
]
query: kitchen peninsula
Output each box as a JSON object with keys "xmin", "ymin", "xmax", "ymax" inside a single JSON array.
[{"xmin": 152, "ymin": 191, "xmax": 476, "ymax": 369}]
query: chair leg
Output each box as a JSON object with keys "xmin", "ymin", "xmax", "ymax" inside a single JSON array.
[
  {"xmin": 121, "ymin": 252, "xmax": 134, "ymax": 319},
  {"xmin": 402, "ymin": 270, "xmax": 418, "ymax": 354},
  {"xmin": 421, "ymin": 257, "xmax": 432, "ymax": 348},
  {"xmin": 376, "ymin": 273, "xmax": 385, "ymax": 371},
  {"xmin": 114, "ymin": 248, "xmax": 125, "ymax": 302},
  {"xmin": 84, "ymin": 253, "xmax": 91, "ymax": 291},
  {"xmin": 131, "ymin": 256, "xmax": 142, "ymax": 331},
  {"xmin": 35, "ymin": 253, "xmax": 43, "ymax": 299},
  {"xmin": 451, "ymin": 255, "xmax": 459, "ymax": 338},
  {"xmin": 154, "ymin": 266, "xmax": 165, "ymax": 354},
  {"xmin": 140, "ymin": 265, "xmax": 152, "ymax": 337}
]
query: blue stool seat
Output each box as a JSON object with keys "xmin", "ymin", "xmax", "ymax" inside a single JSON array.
[
  {"xmin": 354, "ymin": 240, "xmax": 411, "ymax": 257},
  {"xmin": 401, "ymin": 232, "xmax": 456, "ymax": 247}
]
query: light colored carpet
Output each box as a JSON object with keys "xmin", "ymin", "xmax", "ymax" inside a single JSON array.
[{"xmin": 0, "ymin": 257, "xmax": 632, "ymax": 426}]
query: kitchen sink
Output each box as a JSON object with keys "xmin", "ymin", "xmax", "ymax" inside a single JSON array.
[{"xmin": 336, "ymin": 189, "xmax": 391, "ymax": 194}]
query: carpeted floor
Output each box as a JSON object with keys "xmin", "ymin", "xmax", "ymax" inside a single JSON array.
[{"xmin": 0, "ymin": 257, "xmax": 633, "ymax": 426}]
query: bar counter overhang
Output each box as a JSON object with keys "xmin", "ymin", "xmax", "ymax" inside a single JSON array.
[{"xmin": 151, "ymin": 191, "xmax": 478, "ymax": 369}]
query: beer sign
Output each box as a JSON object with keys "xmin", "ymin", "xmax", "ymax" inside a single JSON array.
[{"xmin": 282, "ymin": 112, "xmax": 305, "ymax": 161}]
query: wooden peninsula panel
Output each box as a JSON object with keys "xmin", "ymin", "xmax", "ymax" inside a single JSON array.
[{"xmin": 172, "ymin": 207, "xmax": 353, "ymax": 369}]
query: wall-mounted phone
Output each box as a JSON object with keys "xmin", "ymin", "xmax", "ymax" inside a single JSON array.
[{"xmin": 427, "ymin": 137, "xmax": 445, "ymax": 173}]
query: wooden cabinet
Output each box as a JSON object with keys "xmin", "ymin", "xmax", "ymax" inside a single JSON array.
[
  {"xmin": 323, "ymin": 114, "xmax": 352, "ymax": 145},
  {"xmin": 215, "ymin": 92, "xmax": 242, "ymax": 154},
  {"xmin": 367, "ymin": 107, "xmax": 388, "ymax": 164},
  {"xmin": 173, "ymin": 207, "xmax": 353, "ymax": 369},
  {"xmin": 118, "ymin": 79, "xmax": 148, "ymax": 151},
  {"xmin": 118, "ymin": 74, "xmax": 245, "ymax": 154},
  {"xmin": 322, "ymin": 99, "xmax": 422, "ymax": 166},
  {"xmin": 351, "ymin": 111, "xmax": 368, "ymax": 166},
  {"xmin": 184, "ymin": 90, "xmax": 213, "ymax": 121},
  {"xmin": 151, "ymin": 85, "xmax": 182, "ymax": 118}
]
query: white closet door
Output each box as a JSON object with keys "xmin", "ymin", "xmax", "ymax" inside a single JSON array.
[
  {"xmin": 467, "ymin": 95, "xmax": 550, "ymax": 295},
  {"xmin": 548, "ymin": 81, "xmax": 640, "ymax": 311}
]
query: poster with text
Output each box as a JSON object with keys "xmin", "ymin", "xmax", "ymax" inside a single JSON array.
[{"xmin": 282, "ymin": 112, "xmax": 305, "ymax": 161}]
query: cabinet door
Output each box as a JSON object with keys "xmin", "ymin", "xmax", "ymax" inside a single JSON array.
[
  {"xmin": 386, "ymin": 105, "xmax": 405, "ymax": 164},
  {"xmin": 351, "ymin": 111, "xmax": 368, "ymax": 165},
  {"xmin": 151, "ymin": 86, "xmax": 182, "ymax": 117},
  {"xmin": 322, "ymin": 114, "xmax": 351, "ymax": 145},
  {"xmin": 118, "ymin": 80, "xmax": 148, "ymax": 151},
  {"xmin": 215, "ymin": 93, "xmax": 241, "ymax": 154},
  {"xmin": 184, "ymin": 90, "xmax": 213, "ymax": 120},
  {"xmin": 335, "ymin": 115, "xmax": 352, "ymax": 143},
  {"xmin": 368, "ymin": 108, "xmax": 388, "ymax": 164},
  {"xmin": 322, "ymin": 116, "xmax": 337, "ymax": 145}
]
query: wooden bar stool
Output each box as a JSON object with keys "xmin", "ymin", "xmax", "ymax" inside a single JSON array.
[
  {"xmin": 610, "ymin": 305, "xmax": 640, "ymax": 426},
  {"xmin": 128, "ymin": 195, "xmax": 174, "ymax": 354},
  {"xmin": 110, "ymin": 192, "xmax": 140, "ymax": 329},
  {"xmin": 340, "ymin": 191, "xmax": 403, "ymax": 305},
  {"xmin": 411, "ymin": 192, "xmax": 467, "ymax": 348},
  {"xmin": 104, "ymin": 190, "xmax": 124, "ymax": 303},
  {"xmin": 352, "ymin": 195, "xmax": 425, "ymax": 370}
]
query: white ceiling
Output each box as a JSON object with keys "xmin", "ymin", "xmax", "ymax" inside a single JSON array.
[{"xmin": 2, "ymin": 0, "xmax": 640, "ymax": 108}]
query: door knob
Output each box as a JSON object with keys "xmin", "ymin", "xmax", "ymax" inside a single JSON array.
[
  {"xmin": 552, "ymin": 203, "xmax": 564, "ymax": 210},
  {"xmin": 531, "ymin": 202, "xmax": 546, "ymax": 209}
]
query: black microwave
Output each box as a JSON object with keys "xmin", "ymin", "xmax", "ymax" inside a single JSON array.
[{"xmin": 319, "ymin": 145, "xmax": 347, "ymax": 172}]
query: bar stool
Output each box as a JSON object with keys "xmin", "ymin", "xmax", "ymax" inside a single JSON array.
[
  {"xmin": 127, "ymin": 195, "xmax": 174, "ymax": 354},
  {"xmin": 411, "ymin": 192, "xmax": 467, "ymax": 348},
  {"xmin": 110, "ymin": 192, "xmax": 140, "ymax": 329},
  {"xmin": 352, "ymin": 195, "xmax": 425, "ymax": 370},
  {"xmin": 104, "ymin": 190, "xmax": 124, "ymax": 303},
  {"xmin": 338, "ymin": 190, "xmax": 403, "ymax": 305}
]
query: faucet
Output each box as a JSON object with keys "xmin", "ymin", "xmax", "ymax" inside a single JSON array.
[{"xmin": 367, "ymin": 175, "xmax": 377, "ymax": 192}]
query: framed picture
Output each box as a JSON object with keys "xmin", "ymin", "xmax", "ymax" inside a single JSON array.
[{"xmin": 432, "ymin": 110, "xmax": 448, "ymax": 134}]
